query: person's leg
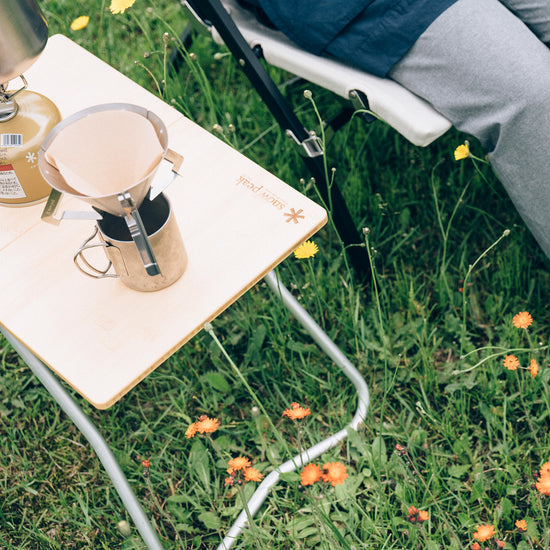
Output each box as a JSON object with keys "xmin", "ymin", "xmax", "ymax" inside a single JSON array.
[
  {"xmin": 498, "ymin": 0, "xmax": 550, "ymax": 42},
  {"xmin": 389, "ymin": 0, "xmax": 550, "ymax": 259}
]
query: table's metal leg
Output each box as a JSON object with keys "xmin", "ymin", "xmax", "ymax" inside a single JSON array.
[
  {"xmin": 2, "ymin": 267, "xmax": 369, "ymax": 550},
  {"xmin": 0, "ymin": 327, "xmax": 164, "ymax": 550},
  {"xmin": 217, "ymin": 270, "xmax": 370, "ymax": 550}
]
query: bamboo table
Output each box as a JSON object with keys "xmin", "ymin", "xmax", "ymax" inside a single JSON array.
[
  {"xmin": 0, "ymin": 34, "xmax": 326, "ymax": 409},
  {"xmin": 0, "ymin": 35, "xmax": 369, "ymax": 550}
]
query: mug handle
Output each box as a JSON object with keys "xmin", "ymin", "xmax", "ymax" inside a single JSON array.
[{"xmin": 73, "ymin": 226, "xmax": 117, "ymax": 279}]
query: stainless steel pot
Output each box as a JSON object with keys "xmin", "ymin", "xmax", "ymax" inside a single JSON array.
[{"xmin": 0, "ymin": 0, "xmax": 48, "ymax": 84}]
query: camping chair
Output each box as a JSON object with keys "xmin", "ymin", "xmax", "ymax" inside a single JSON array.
[{"xmin": 179, "ymin": 0, "xmax": 452, "ymax": 278}]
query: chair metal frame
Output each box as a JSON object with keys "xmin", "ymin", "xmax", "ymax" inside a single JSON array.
[{"xmin": 179, "ymin": 0, "xmax": 452, "ymax": 280}]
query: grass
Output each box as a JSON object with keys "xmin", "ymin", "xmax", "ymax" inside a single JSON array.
[{"xmin": 2, "ymin": 1, "xmax": 550, "ymax": 548}]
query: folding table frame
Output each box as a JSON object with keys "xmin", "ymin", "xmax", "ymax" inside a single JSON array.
[{"xmin": 1, "ymin": 271, "xmax": 370, "ymax": 550}]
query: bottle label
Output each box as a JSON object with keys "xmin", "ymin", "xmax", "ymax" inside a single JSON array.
[
  {"xmin": 0, "ymin": 134, "xmax": 23, "ymax": 147},
  {"xmin": 0, "ymin": 164, "xmax": 26, "ymax": 199}
]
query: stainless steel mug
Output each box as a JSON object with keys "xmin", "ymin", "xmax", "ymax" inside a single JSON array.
[{"xmin": 74, "ymin": 193, "xmax": 187, "ymax": 292}]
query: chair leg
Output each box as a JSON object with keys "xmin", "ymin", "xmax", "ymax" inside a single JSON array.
[
  {"xmin": 0, "ymin": 327, "xmax": 164, "ymax": 550},
  {"xmin": 301, "ymin": 153, "xmax": 370, "ymax": 278},
  {"xmin": 180, "ymin": 0, "xmax": 370, "ymax": 280}
]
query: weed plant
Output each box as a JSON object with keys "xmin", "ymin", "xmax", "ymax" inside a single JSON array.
[{"xmin": 1, "ymin": 1, "xmax": 550, "ymax": 549}]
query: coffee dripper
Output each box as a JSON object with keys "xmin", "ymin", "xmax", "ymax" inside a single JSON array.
[{"xmin": 38, "ymin": 103, "xmax": 183, "ymax": 278}]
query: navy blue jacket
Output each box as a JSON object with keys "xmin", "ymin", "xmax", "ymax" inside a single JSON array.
[{"xmin": 243, "ymin": 0, "xmax": 458, "ymax": 76}]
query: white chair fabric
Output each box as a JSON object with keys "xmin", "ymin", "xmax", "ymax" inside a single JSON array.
[{"xmin": 211, "ymin": 0, "xmax": 452, "ymax": 147}]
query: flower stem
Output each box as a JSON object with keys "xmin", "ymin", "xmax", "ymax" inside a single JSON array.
[
  {"xmin": 461, "ymin": 229, "xmax": 510, "ymax": 352},
  {"xmin": 204, "ymin": 322, "xmax": 291, "ymax": 457},
  {"xmin": 236, "ymin": 483, "xmax": 263, "ymax": 548}
]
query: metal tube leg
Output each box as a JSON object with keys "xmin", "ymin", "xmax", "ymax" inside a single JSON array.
[
  {"xmin": 0, "ymin": 327, "xmax": 164, "ymax": 550},
  {"xmin": 217, "ymin": 270, "xmax": 370, "ymax": 550}
]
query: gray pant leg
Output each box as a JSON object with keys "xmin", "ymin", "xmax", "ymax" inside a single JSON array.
[
  {"xmin": 389, "ymin": 0, "xmax": 550, "ymax": 259},
  {"xmin": 499, "ymin": 0, "xmax": 550, "ymax": 42}
]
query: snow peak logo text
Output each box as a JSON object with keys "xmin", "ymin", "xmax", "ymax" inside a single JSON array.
[{"xmin": 235, "ymin": 175, "xmax": 288, "ymax": 211}]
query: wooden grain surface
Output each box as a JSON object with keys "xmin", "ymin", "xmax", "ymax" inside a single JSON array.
[{"xmin": 0, "ymin": 35, "xmax": 327, "ymax": 408}]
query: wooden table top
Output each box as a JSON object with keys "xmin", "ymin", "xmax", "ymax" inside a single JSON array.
[{"xmin": 0, "ymin": 35, "xmax": 326, "ymax": 409}]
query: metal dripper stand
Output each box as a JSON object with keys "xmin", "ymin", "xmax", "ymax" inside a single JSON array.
[
  {"xmin": 38, "ymin": 103, "xmax": 183, "ymax": 280},
  {"xmin": 117, "ymin": 191, "xmax": 161, "ymax": 277}
]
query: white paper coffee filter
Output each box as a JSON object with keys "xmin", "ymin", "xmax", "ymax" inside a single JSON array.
[{"xmin": 44, "ymin": 110, "xmax": 165, "ymax": 197}]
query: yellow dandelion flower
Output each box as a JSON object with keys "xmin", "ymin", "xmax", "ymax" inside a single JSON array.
[
  {"xmin": 454, "ymin": 143, "xmax": 470, "ymax": 161},
  {"xmin": 185, "ymin": 422, "xmax": 198, "ymax": 439},
  {"xmin": 227, "ymin": 457, "xmax": 251, "ymax": 474},
  {"xmin": 513, "ymin": 311, "xmax": 533, "ymax": 329},
  {"xmin": 529, "ymin": 359, "xmax": 539, "ymax": 378},
  {"xmin": 196, "ymin": 416, "xmax": 220, "ymax": 434},
  {"xmin": 243, "ymin": 467, "xmax": 263, "ymax": 482},
  {"xmin": 321, "ymin": 462, "xmax": 348, "ymax": 487},
  {"xmin": 282, "ymin": 402, "xmax": 311, "ymax": 420},
  {"xmin": 70, "ymin": 15, "xmax": 90, "ymax": 31},
  {"xmin": 109, "ymin": 0, "xmax": 136, "ymax": 14},
  {"xmin": 294, "ymin": 240, "xmax": 319, "ymax": 259},
  {"xmin": 473, "ymin": 524, "xmax": 496, "ymax": 542},
  {"xmin": 503, "ymin": 354, "xmax": 520, "ymax": 371},
  {"xmin": 300, "ymin": 463, "xmax": 322, "ymax": 486},
  {"xmin": 515, "ymin": 519, "xmax": 527, "ymax": 532}
]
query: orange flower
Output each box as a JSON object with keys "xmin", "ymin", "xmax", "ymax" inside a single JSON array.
[
  {"xmin": 322, "ymin": 462, "xmax": 348, "ymax": 486},
  {"xmin": 185, "ymin": 422, "xmax": 198, "ymax": 439},
  {"xmin": 243, "ymin": 467, "xmax": 263, "ymax": 482},
  {"xmin": 406, "ymin": 506, "xmax": 428, "ymax": 523},
  {"xmin": 418, "ymin": 510, "xmax": 429, "ymax": 522},
  {"xmin": 471, "ymin": 543, "xmax": 481, "ymax": 550},
  {"xmin": 227, "ymin": 457, "xmax": 251, "ymax": 474},
  {"xmin": 300, "ymin": 463, "xmax": 322, "ymax": 486},
  {"xmin": 141, "ymin": 459, "xmax": 151, "ymax": 468},
  {"xmin": 473, "ymin": 524, "xmax": 496, "ymax": 542},
  {"xmin": 536, "ymin": 474, "xmax": 550, "ymax": 495},
  {"xmin": 515, "ymin": 519, "xmax": 527, "ymax": 532},
  {"xmin": 196, "ymin": 416, "xmax": 220, "ymax": 434},
  {"xmin": 529, "ymin": 359, "xmax": 539, "ymax": 378},
  {"xmin": 540, "ymin": 462, "xmax": 550, "ymax": 476},
  {"xmin": 503, "ymin": 355, "xmax": 520, "ymax": 371},
  {"xmin": 282, "ymin": 402, "xmax": 311, "ymax": 420},
  {"xmin": 512, "ymin": 311, "xmax": 533, "ymax": 329}
]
